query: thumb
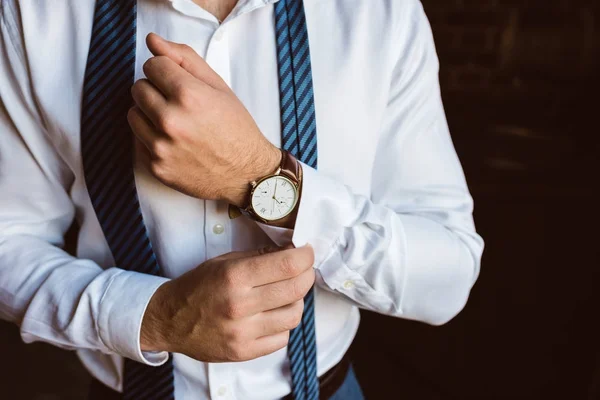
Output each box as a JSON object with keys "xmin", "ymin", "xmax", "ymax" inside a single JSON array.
[{"xmin": 145, "ymin": 32, "xmax": 230, "ymax": 92}]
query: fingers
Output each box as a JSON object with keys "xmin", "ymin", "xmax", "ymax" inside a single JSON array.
[
  {"xmin": 249, "ymin": 267, "xmax": 315, "ymax": 313},
  {"xmin": 254, "ymin": 300, "xmax": 305, "ymax": 337},
  {"xmin": 230, "ymin": 245, "xmax": 314, "ymax": 287},
  {"xmin": 244, "ymin": 331, "xmax": 290, "ymax": 361},
  {"xmin": 228, "ymin": 300, "xmax": 304, "ymax": 361},
  {"xmin": 127, "ymin": 107, "xmax": 168, "ymax": 153},
  {"xmin": 142, "ymin": 55, "xmax": 200, "ymax": 99},
  {"xmin": 146, "ymin": 33, "xmax": 230, "ymax": 92},
  {"xmin": 130, "ymin": 79, "xmax": 169, "ymax": 127}
]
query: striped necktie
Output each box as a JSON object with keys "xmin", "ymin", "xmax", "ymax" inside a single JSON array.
[
  {"xmin": 81, "ymin": 0, "xmax": 318, "ymax": 399},
  {"xmin": 81, "ymin": 1, "xmax": 174, "ymax": 399},
  {"xmin": 275, "ymin": 1, "xmax": 319, "ymax": 399}
]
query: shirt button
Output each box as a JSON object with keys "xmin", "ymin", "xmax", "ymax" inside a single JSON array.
[
  {"xmin": 213, "ymin": 30, "xmax": 225, "ymax": 41},
  {"xmin": 343, "ymin": 280, "xmax": 355, "ymax": 289},
  {"xmin": 217, "ymin": 386, "xmax": 228, "ymax": 396},
  {"xmin": 213, "ymin": 224, "xmax": 225, "ymax": 235}
]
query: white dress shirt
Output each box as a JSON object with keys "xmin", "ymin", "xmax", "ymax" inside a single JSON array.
[{"xmin": 0, "ymin": 0, "xmax": 484, "ymax": 399}]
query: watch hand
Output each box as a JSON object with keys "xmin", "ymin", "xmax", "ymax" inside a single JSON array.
[{"xmin": 273, "ymin": 179, "xmax": 278, "ymax": 200}]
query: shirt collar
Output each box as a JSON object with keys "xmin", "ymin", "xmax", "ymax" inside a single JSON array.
[{"xmin": 165, "ymin": 0, "xmax": 280, "ymax": 24}]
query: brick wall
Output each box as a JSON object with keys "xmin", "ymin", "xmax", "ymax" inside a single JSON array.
[
  {"xmin": 422, "ymin": 0, "xmax": 599, "ymax": 189},
  {"xmin": 351, "ymin": 3, "xmax": 600, "ymax": 400}
]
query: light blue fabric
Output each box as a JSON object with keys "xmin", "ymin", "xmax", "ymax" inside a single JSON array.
[{"xmin": 329, "ymin": 366, "xmax": 365, "ymax": 400}]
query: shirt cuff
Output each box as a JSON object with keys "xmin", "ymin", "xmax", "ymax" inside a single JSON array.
[
  {"xmin": 256, "ymin": 223, "xmax": 294, "ymax": 247},
  {"xmin": 292, "ymin": 164, "xmax": 401, "ymax": 308},
  {"xmin": 255, "ymin": 162, "xmax": 350, "ymax": 257},
  {"xmin": 257, "ymin": 162, "xmax": 362, "ymax": 289},
  {"xmin": 292, "ymin": 162, "xmax": 358, "ymax": 269},
  {"xmin": 292, "ymin": 162, "xmax": 351, "ymax": 254},
  {"xmin": 97, "ymin": 270, "xmax": 170, "ymax": 366}
]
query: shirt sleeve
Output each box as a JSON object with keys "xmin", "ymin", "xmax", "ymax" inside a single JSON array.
[
  {"xmin": 261, "ymin": 3, "xmax": 484, "ymax": 326},
  {"xmin": 0, "ymin": 8, "xmax": 168, "ymax": 365}
]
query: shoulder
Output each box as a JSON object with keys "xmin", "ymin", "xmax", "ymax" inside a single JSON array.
[
  {"xmin": 0, "ymin": 0, "xmax": 96, "ymax": 77},
  {"xmin": 1, "ymin": 0, "xmax": 96, "ymax": 45},
  {"xmin": 305, "ymin": 0, "xmax": 429, "ymax": 49},
  {"xmin": 305, "ymin": 0, "xmax": 426, "ymax": 28}
]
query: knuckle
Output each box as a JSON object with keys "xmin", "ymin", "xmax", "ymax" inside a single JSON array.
[
  {"xmin": 180, "ymin": 44, "xmax": 194, "ymax": 55},
  {"xmin": 143, "ymin": 57, "xmax": 160, "ymax": 74},
  {"xmin": 226, "ymin": 342, "xmax": 250, "ymax": 362},
  {"xmin": 150, "ymin": 161, "xmax": 169, "ymax": 181},
  {"xmin": 284, "ymin": 307, "xmax": 302, "ymax": 330},
  {"xmin": 156, "ymin": 111, "xmax": 177, "ymax": 133},
  {"xmin": 280, "ymin": 255, "xmax": 300, "ymax": 277},
  {"xmin": 151, "ymin": 140, "xmax": 170, "ymax": 159},
  {"xmin": 265, "ymin": 284, "xmax": 285, "ymax": 305},
  {"xmin": 291, "ymin": 276, "xmax": 307, "ymax": 300},
  {"xmin": 222, "ymin": 264, "xmax": 241, "ymax": 289},
  {"xmin": 126, "ymin": 107, "xmax": 137, "ymax": 123},
  {"xmin": 222, "ymin": 298, "xmax": 245, "ymax": 320},
  {"xmin": 130, "ymin": 81, "xmax": 142, "ymax": 98},
  {"xmin": 225, "ymin": 323, "xmax": 246, "ymax": 342},
  {"xmin": 224, "ymin": 345, "xmax": 241, "ymax": 361},
  {"xmin": 174, "ymin": 84, "xmax": 194, "ymax": 105}
]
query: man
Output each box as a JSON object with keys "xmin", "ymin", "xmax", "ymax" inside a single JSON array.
[{"xmin": 0, "ymin": 0, "xmax": 484, "ymax": 399}]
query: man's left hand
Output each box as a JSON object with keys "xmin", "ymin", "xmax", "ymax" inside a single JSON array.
[{"xmin": 128, "ymin": 33, "xmax": 281, "ymax": 207}]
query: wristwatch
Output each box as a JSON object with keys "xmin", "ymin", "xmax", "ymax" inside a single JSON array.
[{"xmin": 229, "ymin": 150, "xmax": 302, "ymax": 228}]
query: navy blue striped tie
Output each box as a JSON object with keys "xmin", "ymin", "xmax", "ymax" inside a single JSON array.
[
  {"xmin": 81, "ymin": 0, "xmax": 318, "ymax": 399},
  {"xmin": 81, "ymin": 1, "xmax": 174, "ymax": 399},
  {"xmin": 275, "ymin": 1, "xmax": 319, "ymax": 399}
]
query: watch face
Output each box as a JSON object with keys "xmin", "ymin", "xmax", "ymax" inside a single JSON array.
[{"xmin": 251, "ymin": 176, "xmax": 298, "ymax": 221}]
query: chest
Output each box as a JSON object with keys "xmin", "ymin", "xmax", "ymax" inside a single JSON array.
[{"xmin": 25, "ymin": 1, "xmax": 395, "ymax": 195}]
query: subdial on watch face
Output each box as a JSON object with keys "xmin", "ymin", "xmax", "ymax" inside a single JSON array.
[{"xmin": 251, "ymin": 176, "xmax": 297, "ymax": 221}]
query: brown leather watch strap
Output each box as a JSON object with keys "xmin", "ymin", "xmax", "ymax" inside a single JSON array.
[
  {"xmin": 267, "ymin": 150, "xmax": 302, "ymax": 228},
  {"xmin": 279, "ymin": 150, "xmax": 302, "ymax": 184}
]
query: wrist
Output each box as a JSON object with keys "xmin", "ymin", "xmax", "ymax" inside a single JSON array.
[
  {"xmin": 226, "ymin": 145, "xmax": 282, "ymax": 208},
  {"xmin": 140, "ymin": 281, "xmax": 174, "ymax": 353}
]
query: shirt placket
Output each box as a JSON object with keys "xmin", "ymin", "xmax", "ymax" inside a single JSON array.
[
  {"xmin": 204, "ymin": 23, "xmax": 237, "ymax": 400},
  {"xmin": 203, "ymin": 22, "xmax": 233, "ymax": 262}
]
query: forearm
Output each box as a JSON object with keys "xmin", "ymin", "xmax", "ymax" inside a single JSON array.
[
  {"xmin": 261, "ymin": 164, "xmax": 483, "ymax": 326},
  {"xmin": 0, "ymin": 233, "xmax": 169, "ymax": 364},
  {"xmin": 0, "ymin": 15, "xmax": 170, "ymax": 365}
]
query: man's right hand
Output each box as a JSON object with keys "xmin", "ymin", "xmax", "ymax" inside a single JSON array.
[{"xmin": 140, "ymin": 245, "xmax": 315, "ymax": 362}]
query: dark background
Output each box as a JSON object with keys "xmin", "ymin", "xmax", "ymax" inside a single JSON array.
[{"xmin": 1, "ymin": 0, "xmax": 599, "ymax": 399}]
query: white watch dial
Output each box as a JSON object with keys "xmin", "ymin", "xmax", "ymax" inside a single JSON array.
[{"xmin": 251, "ymin": 176, "xmax": 298, "ymax": 221}]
